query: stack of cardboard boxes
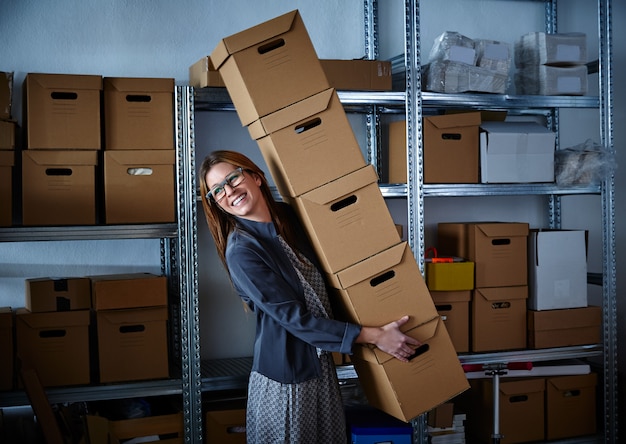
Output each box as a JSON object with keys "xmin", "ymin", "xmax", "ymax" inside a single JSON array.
[
  {"xmin": 0, "ymin": 71, "xmax": 15, "ymax": 227},
  {"xmin": 210, "ymin": 9, "xmax": 469, "ymax": 422}
]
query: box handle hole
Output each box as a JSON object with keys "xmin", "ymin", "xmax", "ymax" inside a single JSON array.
[
  {"xmin": 258, "ymin": 38, "xmax": 285, "ymax": 54},
  {"xmin": 441, "ymin": 133, "xmax": 461, "ymax": 140},
  {"xmin": 295, "ymin": 117, "xmax": 322, "ymax": 134},
  {"xmin": 330, "ymin": 195, "xmax": 357, "ymax": 212},
  {"xmin": 46, "ymin": 168, "xmax": 72, "ymax": 176},
  {"xmin": 39, "ymin": 329, "xmax": 66, "ymax": 338},
  {"xmin": 50, "ymin": 92, "xmax": 78, "ymax": 100},
  {"xmin": 408, "ymin": 344, "xmax": 429, "ymax": 361},
  {"xmin": 126, "ymin": 94, "xmax": 152, "ymax": 102},
  {"xmin": 370, "ymin": 270, "xmax": 395, "ymax": 287},
  {"xmin": 120, "ymin": 325, "xmax": 146, "ymax": 333}
]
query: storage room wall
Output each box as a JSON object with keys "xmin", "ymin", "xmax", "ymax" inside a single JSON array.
[{"xmin": 0, "ymin": 0, "xmax": 624, "ymax": 411}]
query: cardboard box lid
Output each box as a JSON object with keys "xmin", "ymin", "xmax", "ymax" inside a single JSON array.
[
  {"xmin": 105, "ymin": 150, "xmax": 175, "ymax": 166},
  {"xmin": 480, "ymin": 121, "xmax": 555, "ymax": 154},
  {"xmin": 497, "ymin": 378, "xmax": 545, "ymax": 396},
  {"xmin": 104, "ymin": 77, "xmax": 174, "ymax": 93},
  {"xmin": 98, "ymin": 306, "xmax": 168, "ymax": 324},
  {"xmin": 431, "ymin": 290, "xmax": 471, "ymax": 303},
  {"xmin": 23, "ymin": 150, "xmax": 98, "ymax": 166},
  {"xmin": 547, "ymin": 372, "xmax": 597, "ymax": 391},
  {"xmin": 475, "ymin": 286, "xmax": 528, "ymax": 302},
  {"xmin": 300, "ymin": 164, "xmax": 377, "ymax": 205},
  {"xmin": 211, "ymin": 10, "xmax": 300, "ymax": 69},
  {"xmin": 0, "ymin": 150, "xmax": 14, "ymax": 167},
  {"xmin": 425, "ymin": 112, "xmax": 481, "ymax": 130},
  {"xmin": 529, "ymin": 306, "xmax": 602, "ymax": 331},
  {"xmin": 26, "ymin": 73, "xmax": 103, "ymax": 90},
  {"xmin": 16, "ymin": 309, "xmax": 90, "ymax": 328},
  {"xmin": 529, "ymin": 229, "xmax": 588, "ymax": 265},
  {"xmin": 248, "ymin": 88, "xmax": 334, "ymax": 139},
  {"xmin": 472, "ymin": 222, "xmax": 529, "ymax": 238}
]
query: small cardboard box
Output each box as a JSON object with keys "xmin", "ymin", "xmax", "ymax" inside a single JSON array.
[
  {"xmin": 86, "ymin": 412, "xmax": 183, "ymax": 444},
  {"xmin": 528, "ymin": 229, "xmax": 588, "ymax": 310},
  {"xmin": 527, "ymin": 306, "xmax": 601, "ymax": 349},
  {"xmin": 96, "ymin": 306, "xmax": 169, "ymax": 383},
  {"xmin": 0, "ymin": 120, "xmax": 15, "ymax": 149},
  {"xmin": 249, "ymin": 88, "xmax": 365, "ymax": 197},
  {"xmin": 24, "ymin": 73, "xmax": 102, "ymax": 149},
  {"xmin": 206, "ymin": 409, "xmax": 247, "ymax": 444},
  {"xmin": 351, "ymin": 316, "xmax": 469, "ymax": 422},
  {"xmin": 0, "ymin": 307, "xmax": 13, "ymax": 390},
  {"xmin": 0, "ymin": 71, "xmax": 12, "ymax": 120},
  {"xmin": 286, "ymin": 165, "xmax": 400, "ymax": 274},
  {"xmin": 480, "ymin": 121, "xmax": 556, "ymax": 183},
  {"xmin": 0, "ymin": 150, "xmax": 14, "ymax": 227},
  {"xmin": 472, "ymin": 286, "xmax": 528, "ymax": 352},
  {"xmin": 103, "ymin": 77, "xmax": 174, "ymax": 150},
  {"xmin": 326, "ymin": 242, "xmax": 438, "ymax": 332},
  {"xmin": 22, "ymin": 150, "xmax": 98, "ymax": 226},
  {"xmin": 320, "ymin": 59, "xmax": 392, "ymax": 91},
  {"xmin": 189, "ymin": 56, "xmax": 226, "ymax": 88},
  {"xmin": 546, "ymin": 373, "xmax": 597, "ymax": 440},
  {"xmin": 210, "ymin": 10, "xmax": 330, "ymax": 126},
  {"xmin": 16, "ymin": 308, "xmax": 90, "ymax": 386},
  {"xmin": 437, "ymin": 222, "xmax": 529, "ymax": 288},
  {"xmin": 26, "ymin": 277, "xmax": 91, "ymax": 312},
  {"xmin": 423, "ymin": 112, "xmax": 481, "ymax": 184},
  {"xmin": 431, "ymin": 290, "xmax": 470, "ymax": 353},
  {"xmin": 103, "ymin": 150, "xmax": 176, "ymax": 224},
  {"xmin": 387, "ymin": 120, "xmax": 406, "ymax": 184},
  {"xmin": 90, "ymin": 273, "xmax": 167, "ymax": 310},
  {"xmin": 425, "ymin": 261, "xmax": 474, "ymax": 291}
]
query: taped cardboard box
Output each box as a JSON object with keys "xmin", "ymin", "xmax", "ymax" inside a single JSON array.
[
  {"xmin": 103, "ymin": 77, "xmax": 174, "ymax": 150},
  {"xmin": 249, "ymin": 88, "xmax": 365, "ymax": 197},
  {"xmin": 0, "ymin": 307, "xmax": 13, "ymax": 390},
  {"xmin": 546, "ymin": 373, "xmax": 597, "ymax": 440},
  {"xmin": 90, "ymin": 273, "xmax": 167, "ymax": 310},
  {"xmin": 26, "ymin": 277, "xmax": 91, "ymax": 312},
  {"xmin": 351, "ymin": 316, "xmax": 469, "ymax": 422},
  {"xmin": 431, "ymin": 290, "xmax": 470, "ymax": 353},
  {"xmin": 23, "ymin": 73, "xmax": 102, "ymax": 149},
  {"xmin": 211, "ymin": 10, "xmax": 329, "ymax": 126},
  {"xmin": 0, "ymin": 150, "xmax": 14, "ymax": 227},
  {"xmin": 527, "ymin": 306, "xmax": 601, "ymax": 349}
]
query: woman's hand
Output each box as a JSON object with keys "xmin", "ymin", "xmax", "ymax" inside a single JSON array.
[{"xmin": 356, "ymin": 315, "xmax": 421, "ymax": 363}]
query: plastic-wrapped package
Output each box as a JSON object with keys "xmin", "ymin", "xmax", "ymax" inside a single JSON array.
[
  {"xmin": 555, "ymin": 139, "xmax": 616, "ymax": 186},
  {"xmin": 475, "ymin": 39, "xmax": 512, "ymax": 75},
  {"xmin": 428, "ymin": 31, "xmax": 477, "ymax": 65},
  {"xmin": 423, "ymin": 60, "xmax": 508, "ymax": 94},
  {"xmin": 515, "ymin": 32, "xmax": 587, "ymax": 67},
  {"xmin": 515, "ymin": 64, "xmax": 587, "ymax": 95}
]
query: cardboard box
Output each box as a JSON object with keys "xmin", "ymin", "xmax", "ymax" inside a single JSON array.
[
  {"xmin": 425, "ymin": 261, "xmax": 474, "ymax": 291},
  {"xmin": 320, "ymin": 59, "xmax": 392, "ymax": 91},
  {"xmin": 0, "ymin": 71, "xmax": 12, "ymax": 120},
  {"xmin": 90, "ymin": 273, "xmax": 167, "ymax": 310},
  {"xmin": 546, "ymin": 373, "xmax": 597, "ymax": 440},
  {"xmin": 189, "ymin": 56, "xmax": 226, "ymax": 88},
  {"xmin": 427, "ymin": 402, "xmax": 455, "ymax": 429},
  {"xmin": 26, "ymin": 277, "xmax": 91, "ymax": 312},
  {"xmin": 86, "ymin": 412, "xmax": 183, "ymax": 444},
  {"xmin": 326, "ymin": 242, "xmax": 438, "ymax": 332},
  {"xmin": 285, "ymin": 165, "xmax": 400, "ymax": 274},
  {"xmin": 0, "ymin": 150, "xmax": 14, "ymax": 227},
  {"xmin": 22, "ymin": 150, "xmax": 98, "ymax": 226},
  {"xmin": 431, "ymin": 291, "xmax": 470, "ymax": 353},
  {"xmin": 103, "ymin": 150, "xmax": 176, "ymax": 224},
  {"xmin": 249, "ymin": 88, "xmax": 366, "ymax": 197},
  {"xmin": 437, "ymin": 222, "xmax": 529, "ymax": 288},
  {"xmin": 210, "ymin": 10, "xmax": 330, "ymax": 126},
  {"xmin": 103, "ymin": 77, "xmax": 174, "ymax": 150},
  {"xmin": 16, "ymin": 308, "xmax": 90, "ymax": 386},
  {"xmin": 423, "ymin": 112, "xmax": 481, "ymax": 183},
  {"xmin": 528, "ymin": 306, "xmax": 601, "ymax": 349},
  {"xmin": 24, "ymin": 73, "xmax": 102, "ymax": 149},
  {"xmin": 206, "ymin": 409, "xmax": 246, "ymax": 444},
  {"xmin": 0, "ymin": 307, "xmax": 13, "ymax": 390},
  {"xmin": 472, "ymin": 286, "xmax": 528, "ymax": 352},
  {"xmin": 351, "ymin": 316, "xmax": 469, "ymax": 422},
  {"xmin": 480, "ymin": 121, "xmax": 556, "ymax": 183},
  {"xmin": 387, "ymin": 120, "xmax": 406, "ymax": 183},
  {"xmin": 96, "ymin": 306, "xmax": 169, "ymax": 383},
  {"xmin": 0, "ymin": 120, "xmax": 15, "ymax": 149},
  {"xmin": 528, "ymin": 229, "xmax": 588, "ymax": 310}
]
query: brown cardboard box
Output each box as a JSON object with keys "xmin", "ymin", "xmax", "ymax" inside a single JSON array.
[
  {"xmin": 0, "ymin": 71, "xmax": 12, "ymax": 120},
  {"xmin": 438, "ymin": 222, "xmax": 529, "ymax": 288},
  {"xmin": 546, "ymin": 373, "xmax": 597, "ymax": 440},
  {"xmin": 26, "ymin": 277, "xmax": 91, "ymax": 312},
  {"xmin": 210, "ymin": 10, "xmax": 330, "ymax": 126},
  {"xmin": 326, "ymin": 242, "xmax": 438, "ymax": 332},
  {"xmin": 24, "ymin": 73, "xmax": 102, "ymax": 149},
  {"xmin": 0, "ymin": 307, "xmax": 13, "ymax": 390},
  {"xmin": 189, "ymin": 56, "xmax": 226, "ymax": 88},
  {"xmin": 285, "ymin": 165, "xmax": 400, "ymax": 274},
  {"xmin": 423, "ymin": 112, "xmax": 481, "ymax": 183},
  {"xmin": 351, "ymin": 316, "xmax": 469, "ymax": 422},
  {"xmin": 96, "ymin": 306, "xmax": 169, "ymax": 383},
  {"xmin": 320, "ymin": 59, "xmax": 392, "ymax": 91},
  {"xmin": 387, "ymin": 120, "xmax": 406, "ymax": 183},
  {"xmin": 0, "ymin": 120, "xmax": 15, "ymax": 149},
  {"xmin": 103, "ymin": 77, "xmax": 174, "ymax": 150},
  {"xmin": 248, "ymin": 88, "xmax": 366, "ymax": 197},
  {"xmin": 15, "ymin": 308, "xmax": 90, "ymax": 386},
  {"xmin": 427, "ymin": 402, "xmax": 455, "ymax": 429},
  {"xmin": 0, "ymin": 150, "xmax": 14, "ymax": 227},
  {"xmin": 528, "ymin": 306, "xmax": 601, "ymax": 349},
  {"xmin": 103, "ymin": 150, "xmax": 176, "ymax": 224},
  {"xmin": 206, "ymin": 409, "xmax": 247, "ymax": 444},
  {"xmin": 431, "ymin": 291, "xmax": 470, "ymax": 353},
  {"xmin": 22, "ymin": 150, "xmax": 98, "ymax": 226},
  {"xmin": 472, "ymin": 286, "xmax": 528, "ymax": 352},
  {"xmin": 426, "ymin": 261, "xmax": 474, "ymax": 291},
  {"xmin": 90, "ymin": 273, "xmax": 167, "ymax": 310},
  {"xmin": 86, "ymin": 412, "xmax": 183, "ymax": 444}
]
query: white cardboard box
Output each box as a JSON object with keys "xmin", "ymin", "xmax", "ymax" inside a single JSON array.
[
  {"xmin": 480, "ymin": 121, "xmax": 555, "ymax": 183},
  {"xmin": 528, "ymin": 229, "xmax": 588, "ymax": 310}
]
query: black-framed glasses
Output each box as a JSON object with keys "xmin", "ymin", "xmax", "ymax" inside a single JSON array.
[{"xmin": 207, "ymin": 167, "xmax": 246, "ymax": 203}]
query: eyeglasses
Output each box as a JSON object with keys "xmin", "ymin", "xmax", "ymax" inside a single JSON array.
[{"xmin": 207, "ymin": 167, "xmax": 246, "ymax": 203}]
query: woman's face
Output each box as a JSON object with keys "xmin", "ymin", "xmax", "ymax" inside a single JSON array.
[{"xmin": 205, "ymin": 161, "xmax": 270, "ymax": 222}]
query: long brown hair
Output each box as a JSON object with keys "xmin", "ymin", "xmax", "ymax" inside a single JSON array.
[{"xmin": 198, "ymin": 150, "xmax": 301, "ymax": 274}]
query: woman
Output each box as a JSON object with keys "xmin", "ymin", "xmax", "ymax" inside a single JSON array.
[{"xmin": 199, "ymin": 150, "xmax": 419, "ymax": 444}]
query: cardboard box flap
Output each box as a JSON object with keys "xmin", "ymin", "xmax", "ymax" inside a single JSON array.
[
  {"xmin": 333, "ymin": 242, "xmax": 408, "ymax": 289},
  {"xmin": 0, "ymin": 150, "xmax": 14, "ymax": 166},
  {"xmin": 530, "ymin": 306, "xmax": 602, "ymax": 331},
  {"xmin": 28, "ymin": 73, "xmax": 103, "ymax": 90},
  {"xmin": 481, "ymin": 121, "xmax": 555, "ymax": 154},
  {"xmin": 248, "ymin": 88, "xmax": 334, "ymax": 139},
  {"xmin": 499, "ymin": 378, "xmax": 545, "ymax": 396},
  {"xmin": 301, "ymin": 165, "xmax": 378, "ymax": 205},
  {"xmin": 17, "ymin": 309, "xmax": 90, "ymax": 328},
  {"xmin": 474, "ymin": 222, "xmax": 529, "ymax": 238},
  {"xmin": 106, "ymin": 150, "xmax": 175, "ymax": 166},
  {"xmin": 104, "ymin": 77, "xmax": 174, "ymax": 93},
  {"xmin": 475, "ymin": 286, "xmax": 528, "ymax": 302},
  {"xmin": 431, "ymin": 291, "xmax": 472, "ymax": 304},
  {"xmin": 211, "ymin": 9, "xmax": 299, "ymax": 69},
  {"xmin": 24, "ymin": 150, "xmax": 98, "ymax": 166},
  {"xmin": 547, "ymin": 373, "xmax": 597, "ymax": 391},
  {"xmin": 98, "ymin": 306, "xmax": 168, "ymax": 324},
  {"xmin": 426, "ymin": 112, "xmax": 481, "ymax": 130}
]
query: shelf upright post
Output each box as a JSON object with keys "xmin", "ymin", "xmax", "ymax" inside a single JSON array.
[{"xmin": 364, "ymin": 0, "xmax": 381, "ymax": 172}]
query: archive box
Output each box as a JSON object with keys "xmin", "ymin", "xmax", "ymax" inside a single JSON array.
[
  {"xmin": 86, "ymin": 412, "xmax": 184, "ymax": 444},
  {"xmin": 23, "ymin": 73, "xmax": 102, "ymax": 149},
  {"xmin": 0, "ymin": 150, "xmax": 13, "ymax": 227},
  {"xmin": 189, "ymin": 56, "xmax": 226, "ymax": 88},
  {"xmin": 527, "ymin": 306, "xmax": 601, "ymax": 349},
  {"xmin": 0, "ymin": 307, "xmax": 13, "ymax": 390},
  {"xmin": 26, "ymin": 277, "xmax": 91, "ymax": 312},
  {"xmin": 210, "ymin": 10, "xmax": 330, "ymax": 126},
  {"xmin": 206, "ymin": 409, "xmax": 247, "ymax": 444},
  {"xmin": 0, "ymin": 120, "xmax": 15, "ymax": 149},
  {"xmin": 425, "ymin": 260, "xmax": 474, "ymax": 291},
  {"xmin": 320, "ymin": 59, "xmax": 392, "ymax": 91},
  {"xmin": 248, "ymin": 88, "xmax": 366, "ymax": 197},
  {"xmin": 387, "ymin": 120, "xmax": 407, "ymax": 184},
  {"xmin": 431, "ymin": 290, "xmax": 471, "ymax": 353},
  {"xmin": 90, "ymin": 273, "xmax": 167, "ymax": 310},
  {"xmin": 546, "ymin": 373, "xmax": 597, "ymax": 440}
]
